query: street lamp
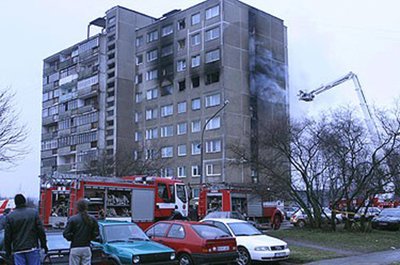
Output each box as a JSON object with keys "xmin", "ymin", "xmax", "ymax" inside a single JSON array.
[{"xmin": 199, "ymin": 100, "xmax": 230, "ymax": 185}]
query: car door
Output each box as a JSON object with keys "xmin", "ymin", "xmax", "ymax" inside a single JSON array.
[{"xmin": 165, "ymin": 224, "xmax": 187, "ymax": 252}]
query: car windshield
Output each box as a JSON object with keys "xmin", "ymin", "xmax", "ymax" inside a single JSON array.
[
  {"xmin": 104, "ymin": 224, "xmax": 149, "ymax": 242},
  {"xmin": 227, "ymin": 222, "xmax": 262, "ymax": 236},
  {"xmin": 379, "ymin": 209, "xmax": 400, "ymax": 217},
  {"xmin": 192, "ymin": 224, "xmax": 230, "ymax": 239},
  {"xmin": 176, "ymin": 184, "xmax": 187, "ymax": 203},
  {"xmin": 204, "ymin": 211, "xmax": 228, "ymax": 219}
]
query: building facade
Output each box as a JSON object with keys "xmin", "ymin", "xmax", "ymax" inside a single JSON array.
[{"xmin": 40, "ymin": 0, "xmax": 289, "ymax": 192}]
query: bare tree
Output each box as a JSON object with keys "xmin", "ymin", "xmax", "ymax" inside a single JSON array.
[{"xmin": 0, "ymin": 89, "xmax": 27, "ymax": 168}]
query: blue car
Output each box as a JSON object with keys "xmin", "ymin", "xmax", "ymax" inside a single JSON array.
[{"xmin": 93, "ymin": 220, "xmax": 177, "ymax": 265}]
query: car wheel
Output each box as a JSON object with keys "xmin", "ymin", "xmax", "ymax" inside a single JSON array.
[
  {"xmin": 272, "ymin": 216, "xmax": 282, "ymax": 230},
  {"xmin": 237, "ymin": 247, "xmax": 251, "ymax": 265},
  {"xmin": 178, "ymin": 253, "xmax": 193, "ymax": 265},
  {"xmin": 297, "ymin": 220, "xmax": 306, "ymax": 228}
]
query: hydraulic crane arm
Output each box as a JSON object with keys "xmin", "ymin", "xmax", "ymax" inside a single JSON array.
[{"xmin": 298, "ymin": 72, "xmax": 381, "ymax": 144}]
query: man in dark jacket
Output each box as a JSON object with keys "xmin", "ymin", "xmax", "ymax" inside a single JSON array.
[
  {"xmin": 63, "ymin": 199, "xmax": 99, "ymax": 265},
  {"xmin": 4, "ymin": 194, "xmax": 48, "ymax": 265}
]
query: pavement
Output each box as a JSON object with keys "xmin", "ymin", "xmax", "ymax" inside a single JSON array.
[{"xmin": 305, "ymin": 249, "xmax": 400, "ymax": 265}]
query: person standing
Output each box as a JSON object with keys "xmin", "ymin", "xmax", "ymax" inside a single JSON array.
[
  {"xmin": 4, "ymin": 194, "xmax": 48, "ymax": 265},
  {"xmin": 63, "ymin": 199, "xmax": 99, "ymax": 265}
]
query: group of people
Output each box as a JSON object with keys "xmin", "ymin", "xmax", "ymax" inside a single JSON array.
[{"xmin": 1, "ymin": 194, "xmax": 99, "ymax": 265}]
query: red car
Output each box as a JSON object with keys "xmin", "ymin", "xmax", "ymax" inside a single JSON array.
[{"xmin": 145, "ymin": 220, "xmax": 238, "ymax": 265}]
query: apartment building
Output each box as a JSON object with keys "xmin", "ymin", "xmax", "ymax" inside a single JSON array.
[{"xmin": 40, "ymin": 0, "xmax": 288, "ymax": 193}]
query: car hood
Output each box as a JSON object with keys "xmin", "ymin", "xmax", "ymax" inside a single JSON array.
[
  {"xmin": 235, "ymin": 234, "xmax": 287, "ymax": 248},
  {"xmin": 104, "ymin": 241, "xmax": 173, "ymax": 257}
]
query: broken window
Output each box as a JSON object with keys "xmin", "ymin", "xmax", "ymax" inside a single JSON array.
[
  {"xmin": 205, "ymin": 72, "xmax": 219, "ymax": 85},
  {"xmin": 178, "ymin": 80, "xmax": 186, "ymax": 91},
  {"xmin": 191, "ymin": 76, "xmax": 200, "ymax": 88},
  {"xmin": 177, "ymin": 39, "xmax": 186, "ymax": 51},
  {"xmin": 177, "ymin": 18, "xmax": 186, "ymax": 30},
  {"xmin": 161, "ymin": 85, "xmax": 173, "ymax": 96}
]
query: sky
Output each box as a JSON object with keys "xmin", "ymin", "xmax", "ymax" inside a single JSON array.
[{"xmin": 0, "ymin": 0, "xmax": 399, "ymax": 198}]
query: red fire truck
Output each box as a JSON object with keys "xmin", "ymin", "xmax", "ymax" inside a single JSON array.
[
  {"xmin": 39, "ymin": 175, "xmax": 188, "ymax": 230},
  {"xmin": 197, "ymin": 184, "xmax": 285, "ymax": 229}
]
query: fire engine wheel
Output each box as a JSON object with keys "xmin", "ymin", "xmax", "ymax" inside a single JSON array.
[
  {"xmin": 178, "ymin": 253, "xmax": 193, "ymax": 265},
  {"xmin": 237, "ymin": 247, "xmax": 251, "ymax": 265},
  {"xmin": 272, "ymin": 216, "xmax": 282, "ymax": 230}
]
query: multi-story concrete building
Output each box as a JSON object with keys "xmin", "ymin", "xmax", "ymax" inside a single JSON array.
[{"xmin": 40, "ymin": 0, "xmax": 288, "ymax": 194}]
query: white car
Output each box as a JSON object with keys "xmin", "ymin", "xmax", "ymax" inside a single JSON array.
[{"xmin": 202, "ymin": 218, "xmax": 290, "ymax": 264}]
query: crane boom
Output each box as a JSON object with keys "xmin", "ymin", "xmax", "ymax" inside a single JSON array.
[{"xmin": 298, "ymin": 72, "xmax": 381, "ymax": 144}]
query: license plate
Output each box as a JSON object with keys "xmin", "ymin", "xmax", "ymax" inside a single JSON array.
[
  {"xmin": 217, "ymin": 246, "xmax": 229, "ymax": 251},
  {"xmin": 275, "ymin": 252, "xmax": 287, "ymax": 257}
]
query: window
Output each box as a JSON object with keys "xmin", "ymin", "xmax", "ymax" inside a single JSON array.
[
  {"xmin": 146, "ymin": 69, "xmax": 158, "ymax": 81},
  {"xmin": 161, "ymin": 146, "xmax": 173, "ymax": 158},
  {"xmin": 161, "ymin": 85, "xmax": 173, "ymax": 96},
  {"xmin": 161, "ymin": 125, "xmax": 174, "ymax": 137},
  {"xmin": 178, "ymin": 80, "xmax": 186, "ymax": 91},
  {"xmin": 191, "ymin": 13, "xmax": 201, "ymax": 25},
  {"xmin": 146, "ymin": 108, "xmax": 158, "ymax": 120},
  {"xmin": 177, "ymin": 167, "xmax": 187, "ymax": 178},
  {"xmin": 177, "ymin": 18, "xmax": 186, "ymax": 30},
  {"xmin": 177, "ymin": 101, "xmax": 187, "ymax": 113},
  {"xmin": 146, "ymin": 88, "xmax": 158, "ymax": 100},
  {"xmin": 162, "ymin": 168, "xmax": 174, "ymax": 177},
  {"xmin": 136, "ymin": 36, "xmax": 144, "ymax": 47},
  {"xmin": 162, "ymin": 24, "xmax": 173, "ymax": 36},
  {"xmin": 191, "ymin": 55, "xmax": 201, "ymax": 68},
  {"xmin": 191, "ymin": 98, "xmax": 201, "ymax": 110},
  {"xmin": 161, "ymin": 44, "xmax": 173, "ymax": 57},
  {"xmin": 161, "ymin": 104, "xmax": 173, "ymax": 117},
  {"xmin": 191, "ymin": 33, "xmax": 201, "ymax": 46},
  {"xmin": 206, "ymin": 139, "xmax": 221, "ymax": 153},
  {"xmin": 135, "ymin": 74, "xmax": 143, "ymax": 84},
  {"xmin": 145, "ymin": 149, "xmax": 155, "ymax": 160},
  {"xmin": 206, "ymin": 5, "xmax": 220, "ymax": 20},
  {"xmin": 206, "ymin": 116, "xmax": 221, "ymax": 130},
  {"xmin": 145, "ymin": 223, "xmax": 170, "ymax": 237},
  {"xmin": 135, "ymin": 92, "xmax": 143, "ymax": 103},
  {"xmin": 134, "ymin": 112, "xmax": 142, "ymax": 123},
  {"xmin": 191, "ymin": 141, "xmax": 201, "ymax": 155},
  {"xmin": 147, "ymin": 49, "xmax": 158, "ymax": 62},
  {"xmin": 205, "ymin": 93, "xmax": 221, "ymax": 107},
  {"xmin": 191, "ymin": 120, "xmax": 201, "ymax": 133},
  {"xmin": 177, "ymin": 122, "xmax": 187, "ymax": 135},
  {"xmin": 147, "ymin": 30, "xmax": 159, "ymax": 43},
  {"xmin": 205, "ymin": 27, "xmax": 220, "ymax": 41},
  {"xmin": 135, "ymin": 131, "xmax": 142, "ymax": 142},
  {"xmin": 145, "ymin": 128, "xmax": 158, "ymax": 140},
  {"xmin": 205, "ymin": 49, "xmax": 220, "ymax": 63},
  {"xmin": 205, "ymin": 72, "xmax": 219, "ymax": 85},
  {"xmin": 206, "ymin": 164, "xmax": 221, "ymax": 176},
  {"xmin": 168, "ymin": 224, "xmax": 185, "ymax": 238},
  {"xmin": 178, "ymin": 144, "xmax": 187, "ymax": 156},
  {"xmin": 108, "ymin": 16, "xmax": 116, "ymax": 25},
  {"xmin": 177, "ymin": 60, "xmax": 186, "ymax": 72},
  {"xmin": 192, "ymin": 76, "xmax": 200, "ymax": 88},
  {"xmin": 177, "ymin": 39, "xmax": 186, "ymax": 50},
  {"xmin": 136, "ymin": 54, "xmax": 143, "ymax": 65},
  {"xmin": 192, "ymin": 165, "xmax": 200, "ymax": 177}
]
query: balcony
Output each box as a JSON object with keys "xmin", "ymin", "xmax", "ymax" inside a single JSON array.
[
  {"xmin": 43, "ymin": 65, "xmax": 58, "ymax": 75},
  {"xmin": 59, "ymin": 58, "xmax": 74, "ymax": 70},
  {"xmin": 42, "ymin": 115, "xmax": 59, "ymax": 126},
  {"xmin": 41, "ymin": 132, "xmax": 58, "ymax": 141},
  {"xmin": 59, "ymin": 91, "xmax": 78, "ymax": 102},
  {"xmin": 77, "ymin": 85, "xmax": 98, "ymax": 99}
]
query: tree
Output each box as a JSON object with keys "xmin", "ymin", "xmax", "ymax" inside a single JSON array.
[
  {"xmin": 0, "ymin": 89, "xmax": 27, "ymax": 168},
  {"xmin": 230, "ymin": 106, "xmax": 400, "ymax": 231}
]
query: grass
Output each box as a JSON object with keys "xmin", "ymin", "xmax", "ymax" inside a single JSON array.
[
  {"xmin": 268, "ymin": 227, "xmax": 400, "ymax": 253},
  {"xmin": 286, "ymin": 245, "xmax": 343, "ymax": 264}
]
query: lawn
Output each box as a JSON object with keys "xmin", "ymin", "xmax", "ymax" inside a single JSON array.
[
  {"xmin": 287, "ymin": 245, "xmax": 343, "ymax": 264},
  {"xmin": 268, "ymin": 227, "xmax": 400, "ymax": 253}
]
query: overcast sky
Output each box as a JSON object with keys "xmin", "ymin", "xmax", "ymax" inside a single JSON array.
[{"xmin": 0, "ymin": 0, "xmax": 399, "ymax": 198}]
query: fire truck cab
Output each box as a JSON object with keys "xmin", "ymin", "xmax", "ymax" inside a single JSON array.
[{"xmin": 39, "ymin": 175, "xmax": 188, "ymax": 230}]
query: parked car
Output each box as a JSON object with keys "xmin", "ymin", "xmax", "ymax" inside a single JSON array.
[
  {"xmin": 202, "ymin": 218, "xmax": 289, "ymax": 265},
  {"xmin": 203, "ymin": 211, "xmax": 258, "ymax": 228},
  {"xmin": 290, "ymin": 207, "xmax": 342, "ymax": 227},
  {"xmin": 354, "ymin": 207, "xmax": 381, "ymax": 221},
  {"xmin": 283, "ymin": 206, "xmax": 299, "ymax": 220},
  {"xmin": 0, "ymin": 230, "xmax": 114, "ymax": 265},
  {"xmin": 371, "ymin": 208, "xmax": 400, "ymax": 230},
  {"xmin": 145, "ymin": 220, "xmax": 238, "ymax": 265},
  {"xmin": 92, "ymin": 220, "xmax": 177, "ymax": 265}
]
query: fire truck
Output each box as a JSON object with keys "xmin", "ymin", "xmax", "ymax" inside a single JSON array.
[
  {"xmin": 197, "ymin": 184, "xmax": 285, "ymax": 229},
  {"xmin": 39, "ymin": 175, "xmax": 188, "ymax": 230}
]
